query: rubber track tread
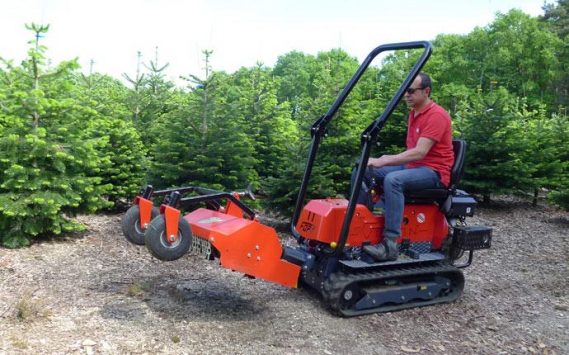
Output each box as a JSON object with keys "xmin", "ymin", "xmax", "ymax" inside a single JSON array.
[{"xmin": 324, "ymin": 262, "xmax": 463, "ymax": 317}]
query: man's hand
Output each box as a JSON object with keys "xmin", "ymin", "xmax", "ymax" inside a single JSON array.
[
  {"xmin": 367, "ymin": 137, "xmax": 436, "ymax": 168},
  {"xmin": 367, "ymin": 155, "xmax": 393, "ymax": 168}
]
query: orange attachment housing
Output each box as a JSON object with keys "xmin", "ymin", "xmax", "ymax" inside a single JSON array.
[{"xmin": 184, "ymin": 208, "xmax": 301, "ymax": 288}]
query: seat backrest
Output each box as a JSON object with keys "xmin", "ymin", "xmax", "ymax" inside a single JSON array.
[{"xmin": 449, "ymin": 139, "xmax": 466, "ymax": 191}]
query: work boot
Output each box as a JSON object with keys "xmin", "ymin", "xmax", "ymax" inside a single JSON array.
[{"xmin": 363, "ymin": 237, "xmax": 399, "ymax": 261}]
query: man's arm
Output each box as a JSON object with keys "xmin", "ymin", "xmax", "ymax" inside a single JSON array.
[{"xmin": 367, "ymin": 137, "xmax": 435, "ymax": 168}]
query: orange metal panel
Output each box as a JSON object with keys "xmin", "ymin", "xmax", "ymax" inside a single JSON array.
[
  {"xmin": 432, "ymin": 208, "xmax": 449, "ymax": 249},
  {"xmin": 401, "ymin": 204, "xmax": 448, "ymax": 245},
  {"xmin": 136, "ymin": 197, "xmax": 154, "ymax": 229},
  {"xmin": 185, "ymin": 209, "xmax": 301, "ymax": 288},
  {"xmin": 224, "ymin": 192, "xmax": 246, "ymax": 218},
  {"xmin": 162, "ymin": 205, "xmax": 181, "ymax": 243},
  {"xmin": 296, "ymin": 198, "xmax": 382, "ymax": 246}
]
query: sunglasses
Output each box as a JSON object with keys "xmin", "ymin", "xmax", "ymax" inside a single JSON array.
[{"xmin": 405, "ymin": 87, "xmax": 426, "ymax": 95}]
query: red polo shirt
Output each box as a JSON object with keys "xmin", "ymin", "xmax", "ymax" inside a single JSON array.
[{"xmin": 406, "ymin": 102, "xmax": 454, "ymax": 187}]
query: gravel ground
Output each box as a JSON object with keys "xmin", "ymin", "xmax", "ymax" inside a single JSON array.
[{"xmin": 0, "ymin": 198, "xmax": 568, "ymax": 355}]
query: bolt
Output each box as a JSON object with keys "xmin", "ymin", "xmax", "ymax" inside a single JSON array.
[
  {"xmin": 256, "ymin": 256, "xmax": 261, "ymax": 261},
  {"xmin": 255, "ymin": 245, "xmax": 260, "ymax": 250},
  {"xmin": 169, "ymin": 235, "xmax": 176, "ymax": 242},
  {"xmin": 247, "ymin": 253, "xmax": 251, "ymax": 258}
]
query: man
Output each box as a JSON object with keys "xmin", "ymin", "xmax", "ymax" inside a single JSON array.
[{"xmin": 353, "ymin": 72, "xmax": 454, "ymax": 261}]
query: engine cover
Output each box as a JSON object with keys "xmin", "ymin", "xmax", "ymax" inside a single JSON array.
[
  {"xmin": 296, "ymin": 199, "xmax": 449, "ymax": 249},
  {"xmin": 296, "ymin": 198, "xmax": 382, "ymax": 246}
]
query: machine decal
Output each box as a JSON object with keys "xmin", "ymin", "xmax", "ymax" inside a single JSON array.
[
  {"xmin": 300, "ymin": 221, "xmax": 315, "ymax": 233},
  {"xmin": 417, "ymin": 213, "xmax": 426, "ymax": 224},
  {"xmin": 198, "ymin": 217, "xmax": 224, "ymax": 224}
]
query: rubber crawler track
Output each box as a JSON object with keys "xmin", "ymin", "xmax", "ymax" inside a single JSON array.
[{"xmin": 324, "ymin": 262, "xmax": 464, "ymax": 317}]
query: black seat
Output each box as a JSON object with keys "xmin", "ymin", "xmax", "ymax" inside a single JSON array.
[{"xmin": 404, "ymin": 139, "xmax": 466, "ymax": 205}]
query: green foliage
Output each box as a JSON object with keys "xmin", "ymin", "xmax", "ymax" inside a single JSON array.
[
  {"xmin": 148, "ymin": 68, "xmax": 258, "ymax": 193},
  {"xmin": 73, "ymin": 74, "xmax": 148, "ymax": 202},
  {"xmin": 229, "ymin": 64, "xmax": 298, "ymax": 181},
  {"xmin": 261, "ymin": 142, "xmax": 310, "ymax": 216},
  {"xmin": 544, "ymin": 114, "xmax": 569, "ymax": 209},
  {"xmin": 0, "ymin": 127, "xmax": 108, "ymax": 247},
  {"xmin": 549, "ymin": 188, "xmax": 569, "ymax": 209},
  {"xmin": 265, "ymin": 49, "xmax": 379, "ymax": 213},
  {"xmin": 453, "ymin": 89, "xmax": 550, "ymax": 202},
  {"xmin": 122, "ymin": 49, "xmax": 176, "ymax": 151},
  {"xmin": 431, "ymin": 10, "xmax": 563, "ymax": 112},
  {"xmin": 540, "ymin": 0, "xmax": 569, "ymax": 113},
  {"xmin": 273, "ymin": 50, "xmax": 318, "ymax": 112},
  {"xmin": 90, "ymin": 118, "xmax": 147, "ymax": 203},
  {"xmin": 0, "ymin": 23, "xmax": 144, "ymax": 247}
]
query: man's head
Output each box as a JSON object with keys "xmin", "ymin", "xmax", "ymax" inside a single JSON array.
[{"xmin": 404, "ymin": 72, "xmax": 432, "ymax": 111}]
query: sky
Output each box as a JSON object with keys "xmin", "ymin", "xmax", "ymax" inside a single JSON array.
[{"xmin": 0, "ymin": 0, "xmax": 547, "ymax": 86}]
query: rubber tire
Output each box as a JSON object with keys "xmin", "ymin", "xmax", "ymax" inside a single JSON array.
[
  {"xmin": 145, "ymin": 215, "xmax": 192, "ymax": 261},
  {"xmin": 122, "ymin": 205, "xmax": 159, "ymax": 245}
]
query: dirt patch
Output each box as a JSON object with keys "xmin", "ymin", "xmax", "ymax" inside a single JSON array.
[{"xmin": 0, "ymin": 199, "xmax": 568, "ymax": 354}]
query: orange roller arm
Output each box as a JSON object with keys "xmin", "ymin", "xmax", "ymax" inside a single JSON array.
[
  {"xmin": 161, "ymin": 205, "xmax": 181, "ymax": 244},
  {"xmin": 136, "ymin": 197, "xmax": 154, "ymax": 229}
]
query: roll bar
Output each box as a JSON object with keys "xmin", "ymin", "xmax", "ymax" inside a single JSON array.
[{"xmin": 290, "ymin": 41, "xmax": 433, "ymax": 255}]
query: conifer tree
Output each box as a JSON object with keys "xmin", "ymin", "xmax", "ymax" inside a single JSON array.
[
  {"xmin": 148, "ymin": 51, "xmax": 258, "ymax": 192},
  {"xmin": 0, "ymin": 24, "xmax": 111, "ymax": 247},
  {"xmin": 454, "ymin": 88, "xmax": 534, "ymax": 203}
]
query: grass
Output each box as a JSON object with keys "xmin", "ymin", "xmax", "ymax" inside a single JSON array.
[
  {"xmin": 10, "ymin": 337, "xmax": 29, "ymax": 349},
  {"xmin": 14, "ymin": 291, "xmax": 51, "ymax": 322},
  {"xmin": 126, "ymin": 280, "xmax": 154, "ymax": 298}
]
